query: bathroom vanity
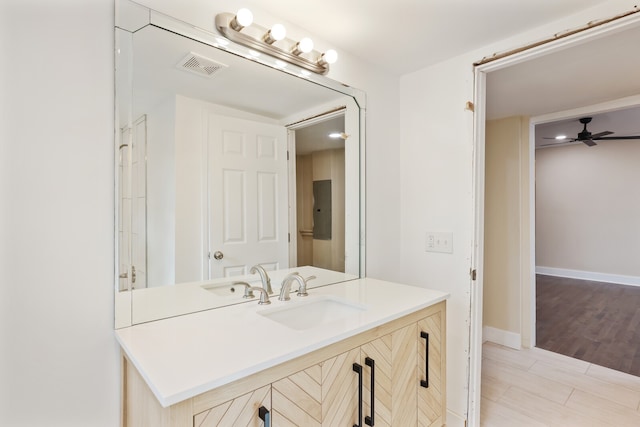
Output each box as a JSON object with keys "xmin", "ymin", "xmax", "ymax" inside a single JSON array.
[{"xmin": 117, "ymin": 278, "xmax": 448, "ymax": 426}]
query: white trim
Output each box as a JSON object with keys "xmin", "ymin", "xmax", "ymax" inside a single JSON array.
[
  {"xmin": 536, "ymin": 267, "xmax": 640, "ymax": 287},
  {"xmin": 483, "ymin": 326, "xmax": 522, "ymax": 350},
  {"xmin": 467, "ymin": 68, "xmax": 486, "ymax": 427},
  {"xmin": 287, "ymin": 129, "xmax": 298, "ymax": 269}
]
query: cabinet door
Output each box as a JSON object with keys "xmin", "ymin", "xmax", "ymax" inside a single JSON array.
[
  {"xmin": 321, "ymin": 347, "xmax": 361, "ymax": 426},
  {"xmin": 360, "ymin": 323, "xmax": 418, "ymax": 427},
  {"xmin": 193, "ymin": 384, "xmax": 270, "ymax": 427},
  {"xmin": 272, "ymin": 364, "xmax": 322, "ymax": 426},
  {"xmin": 417, "ymin": 309, "xmax": 445, "ymax": 427}
]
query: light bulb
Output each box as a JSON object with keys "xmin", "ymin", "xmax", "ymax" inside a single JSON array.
[
  {"xmin": 230, "ymin": 8, "xmax": 253, "ymax": 31},
  {"xmin": 271, "ymin": 24, "xmax": 286, "ymax": 41},
  {"xmin": 292, "ymin": 37, "xmax": 314, "ymax": 55},
  {"xmin": 299, "ymin": 37, "xmax": 314, "ymax": 53},
  {"xmin": 263, "ymin": 23, "xmax": 286, "ymax": 44},
  {"xmin": 318, "ymin": 49, "xmax": 338, "ymax": 66}
]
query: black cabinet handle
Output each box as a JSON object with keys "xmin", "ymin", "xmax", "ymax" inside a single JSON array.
[
  {"xmin": 353, "ymin": 362, "xmax": 363, "ymax": 427},
  {"xmin": 365, "ymin": 357, "xmax": 375, "ymax": 426},
  {"xmin": 258, "ymin": 406, "xmax": 271, "ymax": 427},
  {"xmin": 420, "ymin": 331, "xmax": 430, "ymax": 388}
]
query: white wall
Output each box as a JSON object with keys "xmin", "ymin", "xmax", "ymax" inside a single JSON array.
[
  {"xmin": 536, "ymin": 140, "xmax": 640, "ymax": 277},
  {"xmin": 0, "ymin": 0, "xmax": 120, "ymax": 426}
]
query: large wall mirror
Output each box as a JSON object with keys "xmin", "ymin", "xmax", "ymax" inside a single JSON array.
[{"xmin": 115, "ymin": 0, "xmax": 366, "ymax": 327}]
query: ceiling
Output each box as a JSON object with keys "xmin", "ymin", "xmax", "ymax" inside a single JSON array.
[
  {"xmin": 487, "ymin": 24, "xmax": 640, "ymax": 120},
  {"xmin": 244, "ymin": 0, "xmax": 610, "ymax": 76}
]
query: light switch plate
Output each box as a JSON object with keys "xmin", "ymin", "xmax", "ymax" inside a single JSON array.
[{"xmin": 425, "ymin": 232, "xmax": 453, "ymax": 253}]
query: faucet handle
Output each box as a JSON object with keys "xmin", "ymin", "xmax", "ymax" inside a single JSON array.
[{"xmin": 296, "ymin": 275, "xmax": 316, "ymax": 297}]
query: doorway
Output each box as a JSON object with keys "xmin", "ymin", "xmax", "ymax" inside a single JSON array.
[
  {"xmin": 532, "ymin": 106, "xmax": 640, "ymax": 374},
  {"xmin": 288, "ymin": 111, "xmax": 348, "ymax": 272},
  {"xmin": 472, "ymin": 11, "xmax": 640, "ymax": 425}
]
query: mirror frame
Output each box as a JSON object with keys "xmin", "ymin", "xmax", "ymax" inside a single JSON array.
[{"xmin": 114, "ymin": 0, "xmax": 366, "ymax": 328}]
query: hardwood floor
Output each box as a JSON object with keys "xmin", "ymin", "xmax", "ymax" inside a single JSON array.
[
  {"xmin": 536, "ymin": 274, "xmax": 640, "ymax": 376},
  {"xmin": 481, "ymin": 342, "xmax": 640, "ymax": 426}
]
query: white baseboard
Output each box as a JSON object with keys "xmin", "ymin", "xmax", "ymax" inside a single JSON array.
[
  {"xmin": 483, "ymin": 326, "xmax": 521, "ymax": 350},
  {"xmin": 536, "ymin": 266, "xmax": 640, "ymax": 287},
  {"xmin": 446, "ymin": 409, "xmax": 466, "ymax": 427}
]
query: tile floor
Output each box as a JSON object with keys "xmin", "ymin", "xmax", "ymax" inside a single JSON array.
[{"xmin": 480, "ymin": 342, "xmax": 640, "ymax": 426}]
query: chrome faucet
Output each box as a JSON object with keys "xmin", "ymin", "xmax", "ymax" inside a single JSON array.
[
  {"xmin": 250, "ymin": 264, "xmax": 273, "ymax": 295},
  {"xmin": 279, "ymin": 273, "xmax": 316, "ymax": 300},
  {"xmin": 247, "ymin": 286, "xmax": 271, "ymax": 304}
]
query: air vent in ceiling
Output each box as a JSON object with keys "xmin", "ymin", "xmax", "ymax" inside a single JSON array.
[{"xmin": 176, "ymin": 52, "xmax": 227, "ymax": 78}]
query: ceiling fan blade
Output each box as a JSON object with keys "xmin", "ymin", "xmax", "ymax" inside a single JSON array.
[
  {"xmin": 583, "ymin": 139, "xmax": 597, "ymax": 147},
  {"xmin": 593, "ymin": 135, "xmax": 640, "ymax": 140},
  {"xmin": 590, "ymin": 131, "xmax": 614, "ymax": 139},
  {"xmin": 542, "ymin": 137, "xmax": 577, "ymax": 141}
]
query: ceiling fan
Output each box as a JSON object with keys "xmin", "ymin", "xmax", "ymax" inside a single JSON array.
[{"xmin": 542, "ymin": 117, "xmax": 640, "ymax": 147}]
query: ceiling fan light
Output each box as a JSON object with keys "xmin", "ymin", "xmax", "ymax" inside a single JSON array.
[{"xmin": 555, "ymin": 134, "xmax": 567, "ymax": 140}]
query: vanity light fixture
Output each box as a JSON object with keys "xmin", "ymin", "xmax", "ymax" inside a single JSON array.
[{"xmin": 215, "ymin": 9, "xmax": 338, "ymax": 74}]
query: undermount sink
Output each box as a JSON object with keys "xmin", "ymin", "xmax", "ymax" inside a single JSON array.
[{"xmin": 257, "ymin": 295, "xmax": 367, "ymax": 330}]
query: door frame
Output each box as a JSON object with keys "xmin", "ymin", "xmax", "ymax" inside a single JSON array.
[
  {"xmin": 286, "ymin": 108, "xmax": 347, "ymax": 271},
  {"xmin": 469, "ymin": 11, "xmax": 640, "ymax": 427}
]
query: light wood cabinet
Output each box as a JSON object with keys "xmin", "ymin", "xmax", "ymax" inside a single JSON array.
[
  {"xmin": 122, "ymin": 301, "xmax": 446, "ymax": 427},
  {"xmin": 417, "ymin": 309, "xmax": 446, "ymax": 427}
]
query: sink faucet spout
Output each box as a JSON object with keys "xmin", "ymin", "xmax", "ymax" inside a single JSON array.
[{"xmin": 250, "ymin": 264, "xmax": 273, "ymax": 295}]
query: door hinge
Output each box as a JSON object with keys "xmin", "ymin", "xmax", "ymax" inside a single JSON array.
[
  {"xmin": 470, "ymin": 268, "xmax": 477, "ymax": 281},
  {"xmin": 287, "ymin": 150, "xmax": 290, "ymax": 161},
  {"xmin": 288, "ymin": 232, "xmax": 290, "ymax": 243},
  {"xmin": 207, "ymin": 251, "xmax": 211, "ymax": 260}
]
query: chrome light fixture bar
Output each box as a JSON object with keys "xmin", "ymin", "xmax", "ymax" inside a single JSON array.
[{"xmin": 215, "ymin": 10, "xmax": 337, "ymax": 75}]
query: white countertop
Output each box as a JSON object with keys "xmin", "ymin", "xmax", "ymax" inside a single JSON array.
[{"xmin": 115, "ymin": 278, "xmax": 449, "ymax": 407}]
